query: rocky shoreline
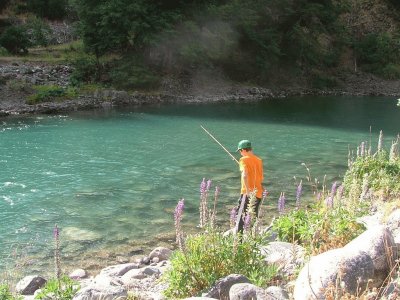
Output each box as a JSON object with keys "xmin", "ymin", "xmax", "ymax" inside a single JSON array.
[
  {"xmin": 11, "ymin": 207, "xmax": 400, "ymax": 300},
  {"xmin": 1, "ymin": 62, "xmax": 400, "ymax": 118}
]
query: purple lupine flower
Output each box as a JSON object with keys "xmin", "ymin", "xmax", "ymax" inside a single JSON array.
[
  {"xmin": 360, "ymin": 142, "xmax": 365, "ymax": 157},
  {"xmin": 206, "ymin": 179, "xmax": 212, "ymax": 192},
  {"xmin": 215, "ymin": 186, "xmax": 220, "ymax": 198},
  {"xmin": 53, "ymin": 224, "xmax": 61, "ymax": 286},
  {"xmin": 337, "ymin": 185, "xmax": 344, "ymax": 202},
  {"xmin": 174, "ymin": 198, "xmax": 185, "ymax": 224},
  {"xmin": 325, "ymin": 195, "xmax": 334, "ymax": 208},
  {"xmin": 243, "ymin": 213, "xmax": 251, "ymax": 232},
  {"xmin": 278, "ymin": 192, "xmax": 285, "ymax": 214},
  {"xmin": 330, "ymin": 181, "xmax": 338, "ymax": 198},
  {"xmin": 296, "ymin": 180, "xmax": 303, "ymax": 209},
  {"xmin": 262, "ymin": 189, "xmax": 268, "ymax": 199},
  {"xmin": 316, "ymin": 192, "xmax": 322, "ymax": 201},
  {"xmin": 174, "ymin": 198, "xmax": 185, "ymax": 250},
  {"xmin": 230, "ymin": 207, "xmax": 237, "ymax": 229},
  {"xmin": 200, "ymin": 178, "xmax": 206, "ymax": 194},
  {"xmin": 53, "ymin": 224, "xmax": 59, "ymax": 239}
]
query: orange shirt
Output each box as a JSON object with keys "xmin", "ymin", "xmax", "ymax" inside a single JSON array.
[{"xmin": 239, "ymin": 152, "xmax": 264, "ymax": 198}]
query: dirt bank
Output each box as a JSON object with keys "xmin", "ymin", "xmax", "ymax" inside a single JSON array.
[{"xmin": 1, "ymin": 62, "xmax": 399, "ymax": 118}]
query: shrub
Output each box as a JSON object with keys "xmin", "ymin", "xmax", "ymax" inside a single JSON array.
[
  {"xmin": 69, "ymin": 55, "xmax": 100, "ymax": 86},
  {"xmin": 27, "ymin": 85, "xmax": 78, "ymax": 104},
  {"xmin": 378, "ymin": 63, "xmax": 400, "ymax": 80},
  {"xmin": 163, "ymin": 230, "xmax": 277, "ymax": 298},
  {"xmin": 35, "ymin": 276, "xmax": 79, "ymax": 300},
  {"xmin": 0, "ymin": 25, "xmax": 31, "ymax": 54},
  {"xmin": 272, "ymin": 203, "xmax": 366, "ymax": 254},
  {"xmin": 344, "ymin": 151, "xmax": 400, "ymax": 200},
  {"xmin": 0, "ymin": 284, "xmax": 13, "ymax": 300},
  {"xmin": 109, "ymin": 57, "xmax": 160, "ymax": 90},
  {"xmin": 26, "ymin": 16, "xmax": 51, "ymax": 47}
]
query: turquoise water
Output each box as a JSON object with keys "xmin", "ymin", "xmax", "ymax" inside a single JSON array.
[{"xmin": 0, "ymin": 96, "xmax": 399, "ymax": 276}]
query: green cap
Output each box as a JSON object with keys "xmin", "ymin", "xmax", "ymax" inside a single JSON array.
[{"xmin": 237, "ymin": 140, "xmax": 252, "ymax": 151}]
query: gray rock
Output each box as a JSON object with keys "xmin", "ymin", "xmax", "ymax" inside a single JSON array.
[
  {"xmin": 69, "ymin": 268, "xmax": 87, "ymax": 280},
  {"xmin": 265, "ymin": 286, "xmax": 289, "ymax": 300},
  {"xmin": 344, "ymin": 225, "xmax": 397, "ymax": 286},
  {"xmin": 229, "ymin": 283, "xmax": 267, "ymax": 300},
  {"xmin": 148, "ymin": 247, "xmax": 172, "ymax": 261},
  {"xmin": 386, "ymin": 209, "xmax": 400, "ymax": 244},
  {"xmin": 73, "ymin": 285, "xmax": 127, "ymax": 300},
  {"xmin": 16, "ymin": 275, "xmax": 47, "ymax": 295},
  {"xmin": 183, "ymin": 297, "xmax": 218, "ymax": 300},
  {"xmin": 260, "ymin": 242, "xmax": 305, "ymax": 276},
  {"xmin": 100, "ymin": 262, "xmax": 139, "ymax": 277},
  {"xmin": 293, "ymin": 248, "xmax": 374, "ymax": 300},
  {"xmin": 203, "ymin": 274, "xmax": 251, "ymax": 300},
  {"xmin": 121, "ymin": 266, "xmax": 161, "ymax": 283}
]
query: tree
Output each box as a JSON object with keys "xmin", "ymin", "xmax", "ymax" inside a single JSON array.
[
  {"xmin": 72, "ymin": 0, "xmax": 182, "ymax": 57},
  {"xmin": 0, "ymin": 25, "xmax": 31, "ymax": 54}
]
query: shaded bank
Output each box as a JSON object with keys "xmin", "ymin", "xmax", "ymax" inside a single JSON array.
[{"xmin": 1, "ymin": 62, "xmax": 400, "ymax": 118}]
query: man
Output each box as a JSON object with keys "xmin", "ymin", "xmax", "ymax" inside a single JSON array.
[{"xmin": 236, "ymin": 139, "xmax": 264, "ymax": 234}]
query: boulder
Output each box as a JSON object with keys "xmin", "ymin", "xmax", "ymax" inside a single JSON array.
[
  {"xmin": 344, "ymin": 225, "xmax": 397, "ymax": 286},
  {"xmin": 99, "ymin": 262, "xmax": 139, "ymax": 277},
  {"xmin": 265, "ymin": 286, "xmax": 289, "ymax": 300},
  {"xmin": 203, "ymin": 274, "xmax": 251, "ymax": 300},
  {"xmin": 69, "ymin": 268, "xmax": 87, "ymax": 280},
  {"xmin": 260, "ymin": 242, "xmax": 305, "ymax": 276},
  {"xmin": 229, "ymin": 283, "xmax": 269, "ymax": 300},
  {"xmin": 183, "ymin": 298, "xmax": 218, "ymax": 300},
  {"xmin": 121, "ymin": 266, "xmax": 161, "ymax": 284},
  {"xmin": 16, "ymin": 275, "xmax": 47, "ymax": 295},
  {"xmin": 385, "ymin": 209, "xmax": 400, "ymax": 244},
  {"xmin": 293, "ymin": 248, "xmax": 374, "ymax": 300},
  {"xmin": 73, "ymin": 285, "xmax": 127, "ymax": 300},
  {"xmin": 148, "ymin": 247, "xmax": 172, "ymax": 261}
]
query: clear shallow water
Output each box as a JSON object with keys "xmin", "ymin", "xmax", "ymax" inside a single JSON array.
[{"xmin": 0, "ymin": 96, "xmax": 399, "ymax": 276}]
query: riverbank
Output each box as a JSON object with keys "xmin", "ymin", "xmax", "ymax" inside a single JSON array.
[{"xmin": 1, "ymin": 62, "xmax": 400, "ymax": 117}]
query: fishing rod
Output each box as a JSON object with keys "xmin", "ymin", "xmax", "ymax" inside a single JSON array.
[{"xmin": 200, "ymin": 125, "xmax": 239, "ymax": 165}]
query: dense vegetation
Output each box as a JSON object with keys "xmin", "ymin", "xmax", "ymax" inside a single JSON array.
[{"xmin": 0, "ymin": 0, "xmax": 399, "ymax": 89}]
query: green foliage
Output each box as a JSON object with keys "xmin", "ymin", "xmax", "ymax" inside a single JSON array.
[
  {"xmin": 163, "ymin": 230, "xmax": 277, "ymax": 298},
  {"xmin": 26, "ymin": 0, "xmax": 68, "ymax": 20},
  {"xmin": 35, "ymin": 276, "xmax": 79, "ymax": 300},
  {"xmin": 71, "ymin": 0, "xmax": 182, "ymax": 57},
  {"xmin": 0, "ymin": 25, "xmax": 31, "ymax": 55},
  {"xmin": 272, "ymin": 203, "xmax": 366, "ymax": 254},
  {"xmin": 355, "ymin": 32, "xmax": 400, "ymax": 79},
  {"xmin": 109, "ymin": 57, "xmax": 160, "ymax": 90},
  {"xmin": 0, "ymin": 284, "xmax": 14, "ymax": 300},
  {"xmin": 26, "ymin": 16, "xmax": 51, "ymax": 47},
  {"xmin": 311, "ymin": 72, "xmax": 339, "ymax": 88},
  {"xmin": 344, "ymin": 151, "xmax": 400, "ymax": 198},
  {"xmin": 69, "ymin": 54, "xmax": 100, "ymax": 85},
  {"xmin": 27, "ymin": 85, "xmax": 78, "ymax": 104},
  {"xmin": 0, "ymin": 47, "xmax": 9, "ymax": 56}
]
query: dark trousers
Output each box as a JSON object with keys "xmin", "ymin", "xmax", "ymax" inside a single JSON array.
[{"xmin": 236, "ymin": 194, "xmax": 261, "ymax": 234}]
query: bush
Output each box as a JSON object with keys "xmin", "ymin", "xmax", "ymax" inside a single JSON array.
[
  {"xmin": 0, "ymin": 25, "xmax": 31, "ymax": 54},
  {"xmin": 272, "ymin": 204, "xmax": 366, "ymax": 254},
  {"xmin": 0, "ymin": 284, "xmax": 12, "ymax": 300},
  {"xmin": 344, "ymin": 151, "xmax": 400, "ymax": 199},
  {"xmin": 378, "ymin": 63, "xmax": 400, "ymax": 80},
  {"xmin": 26, "ymin": 16, "xmax": 51, "ymax": 47},
  {"xmin": 35, "ymin": 276, "xmax": 79, "ymax": 300},
  {"xmin": 109, "ymin": 57, "xmax": 160, "ymax": 90},
  {"xmin": 163, "ymin": 230, "xmax": 277, "ymax": 298},
  {"xmin": 69, "ymin": 55, "xmax": 100, "ymax": 86},
  {"xmin": 27, "ymin": 85, "xmax": 78, "ymax": 104},
  {"xmin": 0, "ymin": 46, "xmax": 8, "ymax": 56}
]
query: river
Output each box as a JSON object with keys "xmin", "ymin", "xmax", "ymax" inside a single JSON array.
[{"xmin": 0, "ymin": 95, "xmax": 399, "ymax": 277}]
